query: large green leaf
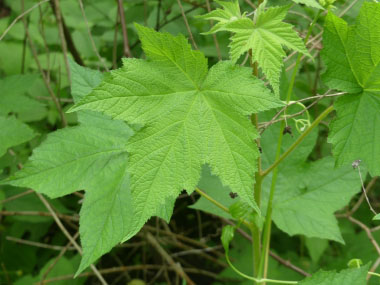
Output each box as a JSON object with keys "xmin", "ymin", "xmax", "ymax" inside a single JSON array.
[
  {"xmin": 2, "ymin": 61, "xmax": 171, "ymax": 275},
  {"xmin": 2, "ymin": 60, "xmax": 177, "ymax": 274},
  {"xmin": 0, "ymin": 116, "xmax": 36, "ymax": 157},
  {"xmin": 323, "ymin": 3, "xmax": 380, "ymax": 176},
  {"xmin": 199, "ymin": 0, "xmax": 310, "ymax": 94},
  {"xmin": 268, "ymin": 157, "xmax": 361, "ymax": 243},
  {"xmin": 70, "ymin": 24, "xmax": 283, "ymax": 222}
]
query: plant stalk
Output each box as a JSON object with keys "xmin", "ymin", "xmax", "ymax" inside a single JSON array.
[{"xmin": 257, "ymin": 10, "xmax": 322, "ymax": 280}]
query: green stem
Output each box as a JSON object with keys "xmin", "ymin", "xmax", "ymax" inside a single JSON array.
[
  {"xmin": 368, "ymin": 272, "xmax": 380, "ymax": 278},
  {"xmin": 257, "ymin": 11, "xmax": 322, "ymax": 279},
  {"xmin": 194, "ymin": 187, "xmax": 251, "ymax": 228},
  {"xmin": 225, "ymin": 253, "xmax": 298, "ymax": 284},
  {"xmin": 252, "ymin": 114, "xmax": 262, "ymax": 280},
  {"xmin": 194, "ymin": 187, "xmax": 229, "ymax": 212},
  {"xmin": 258, "ymin": 105, "xmax": 334, "ymax": 278},
  {"xmin": 262, "ymin": 105, "xmax": 334, "ymax": 178}
]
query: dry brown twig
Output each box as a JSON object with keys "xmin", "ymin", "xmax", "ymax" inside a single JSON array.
[
  {"xmin": 259, "ymin": 91, "xmax": 346, "ymax": 133},
  {"xmin": 20, "ymin": 7, "xmax": 68, "ymax": 127},
  {"xmin": 176, "ymin": 0, "xmax": 198, "ymax": 50},
  {"xmin": 0, "ymin": 189, "xmax": 34, "ymax": 204},
  {"xmin": 146, "ymin": 232, "xmax": 195, "ymax": 285},
  {"xmin": 6, "ymin": 236, "xmax": 76, "ymax": 251},
  {"xmin": 117, "ymin": 0, "xmax": 133, "ymax": 57},
  {"xmin": 77, "ymin": 0, "xmax": 109, "ymax": 71},
  {"xmin": 38, "ymin": 264, "xmax": 239, "ymax": 284},
  {"xmin": 0, "ymin": 210, "xmax": 79, "ymax": 222},
  {"xmin": 205, "ymin": 0, "xmax": 221, "ymax": 59},
  {"xmin": 349, "ymin": 177, "xmax": 378, "ymax": 216},
  {"xmin": 40, "ymin": 232, "xmax": 80, "ymax": 284},
  {"xmin": 0, "ymin": 0, "xmax": 50, "ymax": 41},
  {"xmin": 51, "ymin": 0, "xmax": 71, "ymax": 83},
  {"xmin": 336, "ymin": 175, "xmax": 380, "ymax": 280}
]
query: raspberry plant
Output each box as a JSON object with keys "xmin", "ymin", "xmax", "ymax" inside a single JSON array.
[{"xmin": 0, "ymin": 0, "xmax": 380, "ymax": 284}]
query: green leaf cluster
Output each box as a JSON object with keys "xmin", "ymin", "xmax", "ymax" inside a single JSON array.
[
  {"xmin": 199, "ymin": 0, "xmax": 310, "ymax": 94},
  {"xmin": 2, "ymin": 24, "xmax": 283, "ymax": 273}
]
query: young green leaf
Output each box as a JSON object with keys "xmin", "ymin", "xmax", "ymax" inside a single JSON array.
[
  {"xmin": 373, "ymin": 213, "xmax": 380, "ymax": 221},
  {"xmin": 70, "ymin": 24, "xmax": 284, "ymax": 221},
  {"xmin": 221, "ymin": 225, "xmax": 235, "ymax": 254},
  {"xmin": 196, "ymin": 0, "xmax": 245, "ymax": 34},
  {"xmin": 323, "ymin": 3, "xmax": 380, "ymax": 176},
  {"xmin": 199, "ymin": 0, "xmax": 310, "ymax": 94}
]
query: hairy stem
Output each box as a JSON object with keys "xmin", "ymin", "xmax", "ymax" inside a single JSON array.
[
  {"xmin": 257, "ymin": 11, "xmax": 322, "ymax": 280},
  {"xmin": 194, "ymin": 188, "xmax": 251, "ymax": 228}
]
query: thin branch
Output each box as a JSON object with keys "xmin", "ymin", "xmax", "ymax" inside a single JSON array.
[
  {"xmin": 356, "ymin": 165, "xmax": 377, "ymax": 215},
  {"xmin": 170, "ymin": 246, "xmax": 222, "ymax": 258},
  {"xmin": 40, "ymin": 232, "xmax": 80, "ymax": 283},
  {"xmin": 282, "ymin": 2, "xmax": 358, "ymax": 72},
  {"xmin": 21, "ymin": 14, "xmax": 67, "ymax": 127},
  {"xmin": 39, "ymin": 264, "xmax": 239, "ymax": 284},
  {"xmin": 37, "ymin": 4, "xmax": 51, "ymax": 80},
  {"xmin": 36, "ymin": 192, "xmax": 108, "ymax": 285},
  {"xmin": 0, "ymin": 189, "xmax": 34, "ymax": 204},
  {"xmin": 205, "ymin": 0, "xmax": 221, "ymax": 59},
  {"xmin": 349, "ymin": 177, "xmax": 378, "ymax": 216},
  {"xmin": 6, "ymin": 236, "xmax": 75, "ymax": 251},
  {"xmin": 0, "ymin": 0, "xmax": 50, "ymax": 41},
  {"xmin": 49, "ymin": 0, "xmax": 84, "ymax": 66},
  {"xmin": 77, "ymin": 0, "xmax": 109, "ymax": 71},
  {"xmin": 244, "ymin": 0, "xmax": 256, "ymax": 9},
  {"xmin": 156, "ymin": 0, "xmax": 162, "ymax": 30},
  {"xmin": 176, "ymin": 0, "xmax": 198, "ymax": 49},
  {"xmin": 261, "ymin": 105, "xmax": 334, "ymax": 177},
  {"xmin": 345, "ymin": 216, "xmax": 380, "ymax": 256},
  {"xmin": 368, "ymin": 257, "xmax": 380, "ymax": 281},
  {"xmin": 146, "ymin": 232, "xmax": 195, "ymax": 285},
  {"xmin": 51, "ymin": 0, "xmax": 71, "ymax": 83},
  {"xmin": 117, "ymin": 0, "xmax": 132, "ymax": 57},
  {"xmin": 35, "ymin": 96, "xmax": 73, "ymax": 103},
  {"xmin": 339, "ymin": 0, "xmax": 360, "ymax": 17},
  {"xmin": 259, "ymin": 90, "xmax": 345, "ymax": 133},
  {"xmin": 0, "ymin": 210, "xmax": 79, "ymax": 221},
  {"xmin": 112, "ymin": 6, "xmax": 120, "ymax": 69}
]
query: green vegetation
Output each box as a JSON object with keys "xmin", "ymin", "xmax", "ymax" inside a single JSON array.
[{"xmin": 0, "ymin": 0, "xmax": 379, "ymax": 284}]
